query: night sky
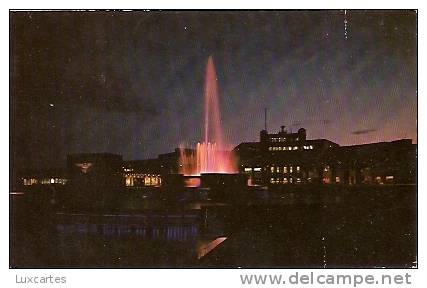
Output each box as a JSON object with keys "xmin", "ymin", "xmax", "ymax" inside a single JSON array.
[{"xmin": 11, "ymin": 10, "xmax": 417, "ymax": 172}]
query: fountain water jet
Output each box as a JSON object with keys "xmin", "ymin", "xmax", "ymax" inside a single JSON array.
[{"xmin": 179, "ymin": 56, "xmax": 237, "ymax": 176}]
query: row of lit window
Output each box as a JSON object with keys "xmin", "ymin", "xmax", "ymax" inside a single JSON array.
[
  {"xmin": 125, "ymin": 175, "xmax": 161, "ymax": 187},
  {"xmin": 270, "ymin": 177, "xmax": 302, "ymax": 184},
  {"xmin": 124, "ymin": 173, "xmax": 160, "ymax": 178},
  {"xmin": 244, "ymin": 167, "xmax": 262, "ymax": 172},
  {"xmin": 271, "ymin": 175, "xmax": 394, "ymax": 185},
  {"xmin": 268, "ymin": 145, "xmax": 314, "ymax": 151},
  {"xmin": 270, "ymin": 166, "xmax": 300, "ymax": 173},
  {"xmin": 23, "ymin": 178, "xmax": 67, "ymax": 186},
  {"xmin": 363, "ymin": 175, "xmax": 394, "ymax": 184},
  {"xmin": 270, "ymin": 137, "xmax": 299, "ymax": 142}
]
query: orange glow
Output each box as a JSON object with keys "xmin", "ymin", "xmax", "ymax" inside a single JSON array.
[
  {"xmin": 184, "ymin": 177, "xmax": 201, "ymax": 187},
  {"xmin": 247, "ymin": 177, "xmax": 261, "ymax": 186},
  {"xmin": 197, "ymin": 237, "xmax": 227, "ymax": 259},
  {"xmin": 75, "ymin": 162, "xmax": 93, "ymax": 173}
]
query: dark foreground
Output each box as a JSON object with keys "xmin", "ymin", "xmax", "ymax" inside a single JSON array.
[{"xmin": 10, "ymin": 185, "xmax": 416, "ymax": 268}]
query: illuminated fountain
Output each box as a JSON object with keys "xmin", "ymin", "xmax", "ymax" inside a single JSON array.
[{"xmin": 179, "ymin": 56, "xmax": 237, "ymax": 178}]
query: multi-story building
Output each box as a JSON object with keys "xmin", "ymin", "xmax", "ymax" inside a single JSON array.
[
  {"xmin": 235, "ymin": 127, "xmax": 340, "ymax": 185},
  {"xmin": 234, "ymin": 126, "xmax": 416, "ymax": 186},
  {"xmin": 338, "ymin": 139, "xmax": 416, "ymax": 185}
]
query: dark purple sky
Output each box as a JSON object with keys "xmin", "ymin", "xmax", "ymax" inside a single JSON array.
[{"xmin": 11, "ymin": 10, "xmax": 417, "ymax": 171}]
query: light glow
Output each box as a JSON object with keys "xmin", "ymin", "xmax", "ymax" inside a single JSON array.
[{"xmin": 178, "ymin": 56, "xmax": 237, "ymax": 176}]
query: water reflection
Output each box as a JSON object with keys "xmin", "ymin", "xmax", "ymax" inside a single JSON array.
[
  {"xmin": 11, "ymin": 185, "xmax": 416, "ymax": 268},
  {"xmin": 57, "ymin": 222, "xmax": 199, "ymax": 242}
]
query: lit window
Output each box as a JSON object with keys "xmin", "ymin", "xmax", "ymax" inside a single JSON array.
[
  {"xmin": 244, "ymin": 167, "xmax": 252, "ymax": 172},
  {"xmin": 151, "ymin": 176, "xmax": 159, "ymax": 186},
  {"xmin": 276, "ymin": 167, "xmax": 280, "ymax": 173},
  {"xmin": 284, "ymin": 166, "xmax": 288, "ymax": 173},
  {"xmin": 335, "ymin": 176, "xmax": 340, "ymax": 183},
  {"xmin": 269, "ymin": 147, "xmax": 273, "ymax": 151},
  {"xmin": 296, "ymin": 166, "xmax": 300, "ymax": 172},
  {"xmin": 254, "ymin": 167, "xmax": 262, "ymax": 172},
  {"xmin": 270, "ymin": 166, "xmax": 275, "ymax": 173},
  {"xmin": 290, "ymin": 177, "xmax": 293, "ymax": 183},
  {"xmin": 290, "ymin": 166, "xmax": 293, "ymax": 173},
  {"xmin": 296, "ymin": 178, "xmax": 301, "ymax": 183},
  {"xmin": 293, "ymin": 146, "xmax": 298, "ymax": 150},
  {"xmin": 50, "ymin": 178, "xmax": 55, "ymax": 184},
  {"xmin": 288, "ymin": 146, "xmax": 292, "ymax": 150},
  {"xmin": 283, "ymin": 178, "xmax": 288, "ymax": 184},
  {"xmin": 296, "ymin": 137, "xmax": 299, "ymax": 141},
  {"xmin": 270, "ymin": 178, "xmax": 275, "ymax": 183},
  {"xmin": 125, "ymin": 177, "xmax": 134, "ymax": 186},
  {"xmin": 310, "ymin": 145, "xmax": 314, "ymax": 149},
  {"xmin": 385, "ymin": 176, "xmax": 394, "ymax": 180}
]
